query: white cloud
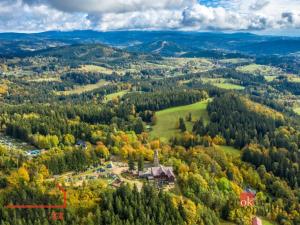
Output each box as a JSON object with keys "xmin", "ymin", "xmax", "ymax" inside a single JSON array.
[
  {"xmin": 0, "ymin": 0, "xmax": 299, "ymax": 33},
  {"xmin": 46, "ymin": 0, "xmax": 195, "ymax": 14}
]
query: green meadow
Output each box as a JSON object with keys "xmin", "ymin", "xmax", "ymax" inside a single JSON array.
[
  {"xmin": 150, "ymin": 99, "xmax": 210, "ymax": 142},
  {"xmin": 104, "ymin": 90, "xmax": 129, "ymax": 102},
  {"xmin": 56, "ymin": 80, "xmax": 109, "ymax": 95},
  {"xmin": 294, "ymin": 107, "xmax": 300, "ymax": 115},
  {"xmin": 212, "ymin": 83, "xmax": 245, "ymax": 90},
  {"xmin": 214, "ymin": 145, "xmax": 241, "ymax": 157}
]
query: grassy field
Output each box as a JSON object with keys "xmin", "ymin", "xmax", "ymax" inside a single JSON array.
[
  {"xmin": 27, "ymin": 77, "xmax": 61, "ymax": 82},
  {"xmin": 57, "ymin": 80, "xmax": 109, "ymax": 95},
  {"xmin": 288, "ymin": 76, "xmax": 300, "ymax": 83},
  {"xmin": 150, "ymin": 99, "xmax": 210, "ymax": 142},
  {"xmin": 262, "ymin": 218, "xmax": 277, "ymax": 225},
  {"xmin": 214, "ymin": 145, "xmax": 241, "ymax": 157},
  {"xmin": 79, "ymin": 65, "xmax": 114, "ymax": 74},
  {"xmin": 294, "ymin": 107, "xmax": 300, "ymax": 115},
  {"xmin": 200, "ymin": 78, "xmax": 245, "ymax": 90},
  {"xmin": 212, "ymin": 83, "xmax": 245, "ymax": 90},
  {"xmin": 264, "ymin": 75, "xmax": 277, "ymax": 82},
  {"xmin": 104, "ymin": 90, "xmax": 129, "ymax": 102},
  {"xmin": 236, "ymin": 64, "xmax": 281, "ymax": 76},
  {"xmin": 219, "ymin": 58, "xmax": 251, "ymax": 64},
  {"xmin": 236, "ymin": 63, "xmax": 287, "ymax": 84}
]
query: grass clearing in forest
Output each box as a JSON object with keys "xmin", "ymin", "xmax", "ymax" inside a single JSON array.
[
  {"xmin": 214, "ymin": 145, "xmax": 241, "ymax": 157},
  {"xmin": 150, "ymin": 99, "xmax": 210, "ymax": 142},
  {"xmin": 220, "ymin": 221, "xmax": 236, "ymax": 225},
  {"xmin": 293, "ymin": 107, "xmax": 300, "ymax": 115},
  {"xmin": 262, "ymin": 218, "xmax": 277, "ymax": 225},
  {"xmin": 200, "ymin": 78, "xmax": 245, "ymax": 90},
  {"xmin": 104, "ymin": 90, "xmax": 129, "ymax": 102},
  {"xmin": 79, "ymin": 65, "xmax": 114, "ymax": 74},
  {"xmin": 236, "ymin": 64, "xmax": 281, "ymax": 76},
  {"xmin": 57, "ymin": 80, "xmax": 109, "ymax": 95},
  {"xmin": 212, "ymin": 83, "xmax": 245, "ymax": 90}
]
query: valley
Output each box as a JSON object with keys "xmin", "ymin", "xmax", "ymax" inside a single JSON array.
[{"xmin": 0, "ymin": 31, "xmax": 299, "ymax": 225}]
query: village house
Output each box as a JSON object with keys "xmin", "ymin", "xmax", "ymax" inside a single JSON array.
[{"xmin": 75, "ymin": 140, "xmax": 87, "ymax": 149}]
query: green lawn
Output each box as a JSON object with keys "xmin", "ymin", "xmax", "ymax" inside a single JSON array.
[
  {"xmin": 150, "ymin": 99, "xmax": 210, "ymax": 142},
  {"xmin": 104, "ymin": 90, "xmax": 129, "ymax": 102},
  {"xmin": 215, "ymin": 145, "xmax": 241, "ymax": 157}
]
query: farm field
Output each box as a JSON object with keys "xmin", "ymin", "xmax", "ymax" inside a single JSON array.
[
  {"xmin": 56, "ymin": 80, "xmax": 109, "ymax": 95},
  {"xmin": 150, "ymin": 99, "xmax": 210, "ymax": 142}
]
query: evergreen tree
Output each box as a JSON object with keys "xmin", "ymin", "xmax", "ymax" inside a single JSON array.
[
  {"xmin": 179, "ymin": 118, "xmax": 186, "ymax": 132},
  {"xmin": 128, "ymin": 156, "xmax": 135, "ymax": 171},
  {"xmin": 138, "ymin": 155, "xmax": 144, "ymax": 172}
]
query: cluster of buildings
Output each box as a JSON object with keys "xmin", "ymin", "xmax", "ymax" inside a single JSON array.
[{"xmin": 139, "ymin": 150, "xmax": 175, "ymax": 185}]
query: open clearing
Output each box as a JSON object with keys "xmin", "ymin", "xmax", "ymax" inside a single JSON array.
[
  {"xmin": 212, "ymin": 83, "xmax": 245, "ymax": 90},
  {"xmin": 236, "ymin": 64, "xmax": 282, "ymax": 76},
  {"xmin": 219, "ymin": 58, "xmax": 251, "ymax": 64},
  {"xmin": 220, "ymin": 221, "xmax": 236, "ymax": 225},
  {"xmin": 27, "ymin": 77, "xmax": 61, "ymax": 82},
  {"xmin": 104, "ymin": 90, "xmax": 129, "ymax": 102},
  {"xmin": 288, "ymin": 76, "xmax": 300, "ymax": 83},
  {"xmin": 56, "ymin": 80, "xmax": 109, "ymax": 95},
  {"xmin": 262, "ymin": 218, "xmax": 277, "ymax": 225},
  {"xmin": 150, "ymin": 99, "xmax": 210, "ymax": 142},
  {"xmin": 294, "ymin": 107, "xmax": 300, "ymax": 115},
  {"xmin": 79, "ymin": 65, "xmax": 114, "ymax": 74},
  {"xmin": 200, "ymin": 78, "xmax": 245, "ymax": 90},
  {"xmin": 214, "ymin": 145, "xmax": 241, "ymax": 157}
]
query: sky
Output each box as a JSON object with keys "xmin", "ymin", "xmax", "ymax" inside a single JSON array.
[{"xmin": 0, "ymin": 0, "xmax": 299, "ymax": 35}]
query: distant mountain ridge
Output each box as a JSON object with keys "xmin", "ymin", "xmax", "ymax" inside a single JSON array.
[{"xmin": 0, "ymin": 30, "xmax": 299, "ymax": 57}]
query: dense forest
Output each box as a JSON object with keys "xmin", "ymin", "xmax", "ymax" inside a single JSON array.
[{"xmin": 0, "ymin": 37, "xmax": 300, "ymax": 225}]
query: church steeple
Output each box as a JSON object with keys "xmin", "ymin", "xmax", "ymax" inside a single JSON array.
[{"xmin": 154, "ymin": 149, "xmax": 159, "ymax": 167}]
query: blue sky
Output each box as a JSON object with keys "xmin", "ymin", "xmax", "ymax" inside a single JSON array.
[{"xmin": 0, "ymin": 0, "xmax": 299, "ymax": 35}]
